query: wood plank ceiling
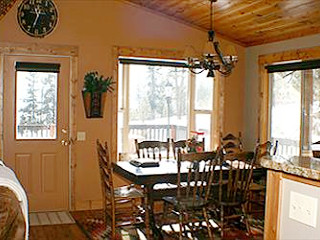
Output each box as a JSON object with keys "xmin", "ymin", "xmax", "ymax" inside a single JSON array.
[
  {"xmin": 0, "ymin": 0, "xmax": 17, "ymax": 21},
  {"xmin": 1, "ymin": 0, "xmax": 319, "ymax": 46},
  {"xmin": 123, "ymin": 0, "xmax": 320, "ymax": 46}
]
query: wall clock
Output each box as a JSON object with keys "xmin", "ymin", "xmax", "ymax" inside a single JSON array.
[{"xmin": 17, "ymin": 0, "xmax": 58, "ymax": 38}]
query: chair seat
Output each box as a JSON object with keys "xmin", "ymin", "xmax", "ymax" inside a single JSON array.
[
  {"xmin": 153, "ymin": 183, "xmax": 177, "ymax": 190},
  {"xmin": 114, "ymin": 185, "xmax": 144, "ymax": 198},
  {"xmin": 163, "ymin": 195, "xmax": 207, "ymax": 210}
]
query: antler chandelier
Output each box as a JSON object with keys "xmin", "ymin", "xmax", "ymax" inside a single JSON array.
[{"xmin": 186, "ymin": 0, "xmax": 238, "ymax": 77}]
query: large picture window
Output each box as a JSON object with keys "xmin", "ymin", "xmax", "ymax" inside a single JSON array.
[
  {"xmin": 267, "ymin": 60, "xmax": 320, "ymax": 158},
  {"xmin": 117, "ymin": 58, "xmax": 215, "ymax": 154}
]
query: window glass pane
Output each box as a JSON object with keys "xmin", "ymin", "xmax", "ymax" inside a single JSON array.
[
  {"xmin": 195, "ymin": 72, "xmax": 213, "ymax": 110},
  {"xmin": 312, "ymin": 68, "xmax": 320, "ymax": 147},
  {"xmin": 270, "ymin": 71, "xmax": 301, "ymax": 158},
  {"xmin": 195, "ymin": 113, "xmax": 211, "ymax": 151},
  {"xmin": 127, "ymin": 65, "xmax": 189, "ymax": 153},
  {"xmin": 16, "ymin": 71, "xmax": 58, "ymax": 139}
]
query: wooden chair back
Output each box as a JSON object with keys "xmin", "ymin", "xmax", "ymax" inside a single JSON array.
[
  {"xmin": 218, "ymin": 148, "xmax": 256, "ymax": 204},
  {"xmin": 177, "ymin": 150, "xmax": 218, "ymax": 204},
  {"xmin": 135, "ymin": 139, "xmax": 170, "ymax": 160},
  {"xmin": 221, "ymin": 132, "xmax": 243, "ymax": 158},
  {"xmin": 256, "ymin": 140, "xmax": 278, "ymax": 163},
  {"xmin": 96, "ymin": 140, "xmax": 115, "ymax": 225},
  {"xmin": 172, "ymin": 138, "xmax": 205, "ymax": 159},
  {"xmin": 171, "ymin": 139, "xmax": 187, "ymax": 159}
]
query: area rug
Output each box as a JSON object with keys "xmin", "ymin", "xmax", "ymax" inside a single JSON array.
[{"xmin": 71, "ymin": 209, "xmax": 146, "ymax": 240}]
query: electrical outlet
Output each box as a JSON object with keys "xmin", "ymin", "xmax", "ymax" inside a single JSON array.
[
  {"xmin": 289, "ymin": 191, "xmax": 318, "ymax": 228},
  {"xmin": 77, "ymin": 132, "xmax": 86, "ymax": 141}
]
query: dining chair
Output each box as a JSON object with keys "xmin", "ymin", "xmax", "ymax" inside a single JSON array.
[
  {"xmin": 248, "ymin": 140, "xmax": 278, "ymax": 216},
  {"xmin": 171, "ymin": 138, "xmax": 205, "ymax": 159},
  {"xmin": 161, "ymin": 150, "xmax": 218, "ymax": 239},
  {"xmin": 96, "ymin": 140, "xmax": 150, "ymax": 239},
  {"xmin": 152, "ymin": 138, "xmax": 205, "ymax": 200},
  {"xmin": 134, "ymin": 138, "xmax": 176, "ymax": 218},
  {"xmin": 209, "ymin": 146, "xmax": 257, "ymax": 238},
  {"xmin": 221, "ymin": 132, "xmax": 243, "ymax": 159},
  {"xmin": 135, "ymin": 139, "xmax": 170, "ymax": 160}
]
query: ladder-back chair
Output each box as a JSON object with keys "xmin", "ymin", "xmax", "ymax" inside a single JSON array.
[
  {"xmin": 96, "ymin": 140, "xmax": 150, "ymax": 239},
  {"xmin": 210, "ymin": 147, "xmax": 257, "ymax": 238},
  {"xmin": 248, "ymin": 140, "xmax": 278, "ymax": 216},
  {"xmin": 221, "ymin": 132, "xmax": 243, "ymax": 159}
]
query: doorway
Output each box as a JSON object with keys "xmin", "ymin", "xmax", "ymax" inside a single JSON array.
[{"xmin": 3, "ymin": 55, "xmax": 71, "ymax": 211}]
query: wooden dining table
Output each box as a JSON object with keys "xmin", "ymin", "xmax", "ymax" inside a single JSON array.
[
  {"xmin": 113, "ymin": 158, "xmax": 228, "ymax": 238},
  {"xmin": 112, "ymin": 151, "xmax": 255, "ymax": 238}
]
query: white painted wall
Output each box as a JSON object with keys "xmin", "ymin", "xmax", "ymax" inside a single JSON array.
[{"xmin": 244, "ymin": 34, "xmax": 320, "ymax": 149}]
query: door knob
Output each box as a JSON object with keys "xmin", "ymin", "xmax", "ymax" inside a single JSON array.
[{"xmin": 61, "ymin": 139, "xmax": 71, "ymax": 146}]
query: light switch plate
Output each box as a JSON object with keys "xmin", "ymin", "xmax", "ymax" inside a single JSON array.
[
  {"xmin": 289, "ymin": 191, "xmax": 318, "ymax": 228},
  {"xmin": 77, "ymin": 132, "xmax": 86, "ymax": 141}
]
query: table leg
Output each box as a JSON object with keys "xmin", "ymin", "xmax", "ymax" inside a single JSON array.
[{"xmin": 144, "ymin": 185, "xmax": 163, "ymax": 240}]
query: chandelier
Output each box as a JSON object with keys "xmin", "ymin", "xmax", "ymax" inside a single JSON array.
[{"xmin": 186, "ymin": 0, "xmax": 238, "ymax": 78}]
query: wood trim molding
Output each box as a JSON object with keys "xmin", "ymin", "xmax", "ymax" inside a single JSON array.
[
  {"xmin": 214, "ymin": 74, "xmax": 225, "ymax": 149},
  {"xmin": 264, "ymin": 170, "xmax": 282, "ymax": 240},
  {"xmin": 111, "ymin": 46, "xmax": 224, "ymax": 159},
  {"xmin": 258, "ymin": 46, "xmax": 320, "ymax": 142},
  {"xmin": 0, "ymin": 42, "xmax": 79, "ymax": 210},
  {"xmin": 0, "ymin": 53, "xmax": 3, "ymax": 156},
  {"xmin": 0, "ymin": 42, "xmax": 78, "ymax": 56}
]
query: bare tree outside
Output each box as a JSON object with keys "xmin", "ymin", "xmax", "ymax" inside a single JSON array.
[{"xmin": 16, "ymin": 71, "xmax": 58, "ymax": 139}]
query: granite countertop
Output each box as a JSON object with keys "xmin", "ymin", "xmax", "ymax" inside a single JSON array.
[{"xmin": 260, "ymin": 155, "xmax": 320, "ymax": 181}]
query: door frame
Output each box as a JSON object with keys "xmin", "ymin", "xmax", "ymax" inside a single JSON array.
[{"xmin": 0, "ymin": 42, "xmax": 79, "ymax": 210}]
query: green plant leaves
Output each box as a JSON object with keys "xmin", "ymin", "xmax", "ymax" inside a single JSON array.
[{"xmin": 83, "ymin": 71, "xmax": 114, "ymax": 93}]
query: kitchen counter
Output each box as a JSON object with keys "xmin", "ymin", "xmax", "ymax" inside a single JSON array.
[
  {"xmin": 260, "ymin": 155, "xmax": 320, "ymax": 181},
  {"xmin": 261, "ymin": 155, "xmax": 320, "ymax": 240}
]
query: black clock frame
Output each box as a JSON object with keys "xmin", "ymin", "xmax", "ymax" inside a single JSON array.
[{"xmin": 17, "ymin": 0, "xmax": 58, "ymax": 38}]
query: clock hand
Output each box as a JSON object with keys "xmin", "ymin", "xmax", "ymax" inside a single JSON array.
[{"xmin": 33, "ymin": 6, "xmax": 40, "ymax": 27}]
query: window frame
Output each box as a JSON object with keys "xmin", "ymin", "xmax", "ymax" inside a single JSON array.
[
  {"xmin": 111, "ymin": 46, "xmax": 224, "ymax": 161},
  {"xmin": 118, "ymin": 59, "xmax": 216, "ymax": 153},
  {"xmin": 258, "ymin": 47, "xmax": 320, "ymax": 156}
]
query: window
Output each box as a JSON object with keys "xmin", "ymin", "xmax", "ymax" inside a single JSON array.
[
  {"xmin": 267, "ymin": 60, "xmax": 320, "ymax": 158},
  {"xmin": 117, "ymin": 58, "xmax": 215, "ymax": 154},
  {"xmin": 15, "ymin": 62, "xmax": 59, "ymax": 139}
]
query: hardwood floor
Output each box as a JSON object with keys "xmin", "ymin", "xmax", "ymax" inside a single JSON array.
[
  {"xmin": 29, "ymin": 210, "xmax": 264, "ymax": 239},
  {"xmin": 29, "ymin": 224, "xmax": 87, "ymax": 240}
]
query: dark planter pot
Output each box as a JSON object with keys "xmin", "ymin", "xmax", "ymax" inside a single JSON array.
[{"xmin": 82, "ymin": 91, "xmax": 106, "ymax": 118}]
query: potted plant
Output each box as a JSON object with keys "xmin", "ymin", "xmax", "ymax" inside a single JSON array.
[{"xmin": 82, "ymin": 71, "xmax": 114, "ymax": 118}]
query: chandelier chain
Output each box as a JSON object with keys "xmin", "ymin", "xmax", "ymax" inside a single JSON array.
[{"xmin": 186, "ymin": 0, "xmax": 237, "ymax": 78}]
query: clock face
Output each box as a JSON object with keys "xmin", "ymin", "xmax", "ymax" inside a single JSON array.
[{"xmin": 17, "ymin": 0, "xmax": 58, "ymax": 38}]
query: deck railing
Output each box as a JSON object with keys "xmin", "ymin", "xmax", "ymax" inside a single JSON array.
[
  {"xmin": 17, "ymin": 124, "xmax": 56, "ymax": 139},
  {"xmin": 129, "ymin": 124, "xmax": 187, "ymax": 141}
]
